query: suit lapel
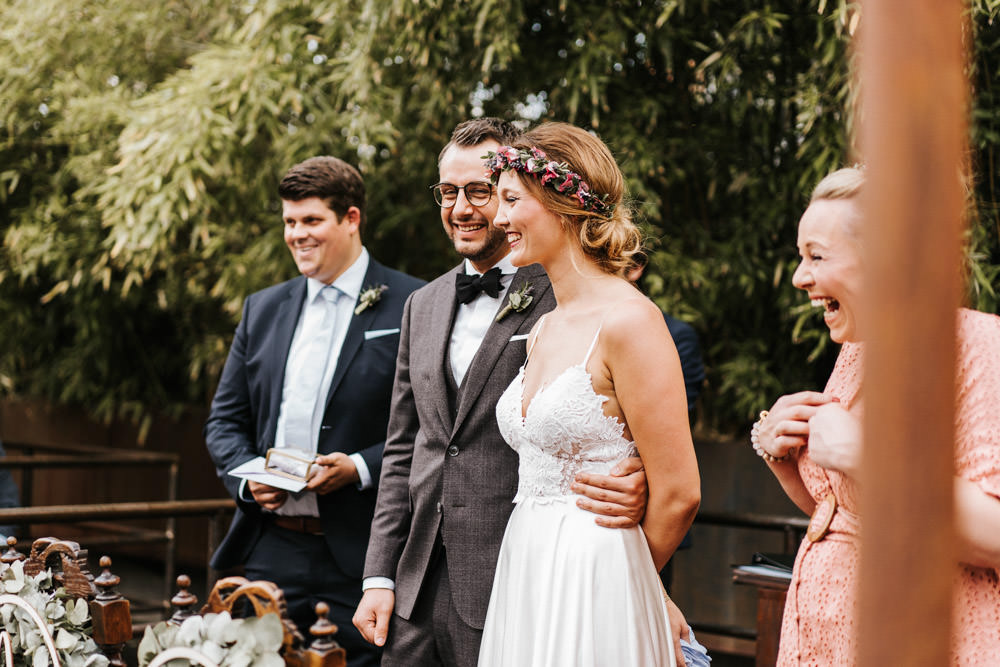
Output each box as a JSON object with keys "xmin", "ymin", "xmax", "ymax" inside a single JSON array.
[
  {"xmin": 325, "ymin": 260, "xmax": 385, "ymax": 402},
  {"xmin": 451, "ymin": 264, "xmax": 548, "ymax": 437},
  {"xmin": 429, "ymin": 266, "xmax": 463, "ymax": 433},
  {"xmin": 266, "ymin": 278, "xmax": 307, "ymax": 446}
]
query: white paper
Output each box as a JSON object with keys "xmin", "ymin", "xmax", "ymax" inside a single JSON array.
[
  {"xmin": 733, "ymin": 564, "xmax": 793, "ymax": 580},
  {"xmin": 229, "ymin": 457, "xmax": 308, "ymax": 493}
]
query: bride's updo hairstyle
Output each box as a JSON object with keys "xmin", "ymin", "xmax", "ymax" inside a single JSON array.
[{"xmin": 505, "ymin": 122, "xmax": 642, "ymax": 276}]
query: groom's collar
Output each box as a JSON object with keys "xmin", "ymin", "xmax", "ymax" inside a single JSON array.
[{"xmin": 462, "ymin": 254, "xmax": 516, "ymax": 277}]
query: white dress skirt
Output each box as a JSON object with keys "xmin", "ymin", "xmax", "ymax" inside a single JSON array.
[{"xmin": 478, "ymin": 333, "xmax": 677, "ymax": 667}]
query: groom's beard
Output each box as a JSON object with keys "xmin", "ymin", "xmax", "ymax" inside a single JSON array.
[{"xmin": 447, "ymin": 215, "xmax": 508, "ymax": 264}]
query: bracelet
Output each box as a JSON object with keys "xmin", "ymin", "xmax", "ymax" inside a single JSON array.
[{"xmin": 751, "ymin": 410, "xmax": 789, "ymax": 462}]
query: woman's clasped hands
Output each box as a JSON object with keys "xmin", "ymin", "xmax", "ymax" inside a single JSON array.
[
  {"xmin": 759, "ymin": 390, "xmax": 863, "ymax": 479},
  {"xmin": 757, "ymin": 391, "xmax": 837, "ymax": 460},
  {"xmin": 806, "ymin": 402, "xmax": 862, "ymax": 479}
]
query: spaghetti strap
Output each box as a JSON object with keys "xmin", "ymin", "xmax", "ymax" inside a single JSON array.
[
  {"xmin": 524, "ymin": 314, "xmax": 549, "ymax": 367},
  {"xmin": 582, "ymin": 325, "xmax": 602, "ymax": 366}
]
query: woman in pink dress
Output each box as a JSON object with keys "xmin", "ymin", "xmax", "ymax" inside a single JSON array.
[{"xmin": 752, "ymin": 166, "xmax": 1000, "ymax": 665}]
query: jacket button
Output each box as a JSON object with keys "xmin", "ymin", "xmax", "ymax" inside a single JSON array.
[
  {"xmin": 447, "ymin": 445, "xmax": 459, "ymax": 457},
  {"xmin": 436, "ymin": 502, "xmax": 443, "ymax": 513}
]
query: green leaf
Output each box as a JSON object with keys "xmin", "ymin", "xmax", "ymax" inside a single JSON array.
[
  {"xmin": 55, "ymin": 628, "xmax": 77, "ymax": 650},
  {"xmin": 32, "ymin": 644, "xmax": 51, "ymax": 667},
  {"xmin": 67, "ymin": 598, "xmax": 89, "ymax": 626}
]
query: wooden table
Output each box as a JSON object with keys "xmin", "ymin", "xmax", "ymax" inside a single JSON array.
[{"xmin": 732, "ymin": 566, "xmax": 791, "ymax": 667}]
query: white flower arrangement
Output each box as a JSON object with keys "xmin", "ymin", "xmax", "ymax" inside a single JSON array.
[
  {"xmin": 138, "ymin": 611, "xmax": 285, "ymax": 667},
  {"xmin": 0, "ymin": 559, "xmax": 109, "ymax": 667}
]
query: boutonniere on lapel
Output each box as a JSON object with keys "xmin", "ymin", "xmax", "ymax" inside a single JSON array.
[
  {"xmin": 495, "ymin": 281, "xmax": 534, "ymax": 322},
  {"xmin": 355, "ymin": 284, "xmax": 388, "ymax": 315}
]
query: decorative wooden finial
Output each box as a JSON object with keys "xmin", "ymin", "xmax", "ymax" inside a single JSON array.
[
  {"xmin": 305, "ymin": 601, "xmax": 347, "ymax": 665},
  {"xmin": 94, "ymin": 556, "xmax": 121, "ymax": 601},
  {"xmin": 90, "ymin": 555, "xmax": 130, "ymax": 667},
  {"xmin": 0, "ymin": 536, "xmax": 25, "ymax": 567},
  {"xmin": 169, "ymin": 574, "xmax": 198, "ymax": 625}
]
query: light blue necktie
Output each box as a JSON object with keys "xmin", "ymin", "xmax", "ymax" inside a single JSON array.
[{"xmin": 283, "ymin": 285, "xmax": 340, "ymax": 451}]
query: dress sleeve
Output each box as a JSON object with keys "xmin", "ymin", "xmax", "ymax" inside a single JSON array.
[{"xmin": 954, "ymin": 309, "xmax": 1000, "ymax": 498}]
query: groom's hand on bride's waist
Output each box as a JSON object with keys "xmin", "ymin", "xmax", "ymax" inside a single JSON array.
[{"xmin": 570, "ymin": 456, "xmax": 647, "ymax": 528}]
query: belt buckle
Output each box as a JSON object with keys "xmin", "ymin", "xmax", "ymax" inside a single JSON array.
[{"xmin": 806, "ymin": 492, "xmax": 837, "ymax": 543}]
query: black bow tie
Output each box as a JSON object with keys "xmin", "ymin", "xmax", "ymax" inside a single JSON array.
[{"xmin": 455, "ymin": 268, "xmax": 503, "ymax": 304}]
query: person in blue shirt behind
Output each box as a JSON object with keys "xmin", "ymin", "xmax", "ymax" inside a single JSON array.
[{"xmin": 626, "ymin": 251, "xmax": 706, "ymax": 594}]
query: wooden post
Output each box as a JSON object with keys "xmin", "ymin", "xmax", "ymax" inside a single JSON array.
[{"xmin": 857, "ymin": 0, "xmax": 967, "ymax": 665}]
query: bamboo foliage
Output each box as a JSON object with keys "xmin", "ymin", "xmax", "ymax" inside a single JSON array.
[{"xmin": 1, "ymin": 0, "xmax": 997, "ymax": 435}]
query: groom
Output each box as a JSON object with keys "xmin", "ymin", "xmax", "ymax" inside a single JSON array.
[{"xmin": 354, "ymin": 119, "xmax": 649, "ymax": 667}]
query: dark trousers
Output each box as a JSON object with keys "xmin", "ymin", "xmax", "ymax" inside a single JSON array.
[
  {"xmin": 244, "ymin": 523, "xmax": 379, "ymax": 667},
  {"xmin": 381, "ymin": 547, "xmax": 483, "ymax": 667}
]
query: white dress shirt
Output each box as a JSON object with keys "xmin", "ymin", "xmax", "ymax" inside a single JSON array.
[
  {"xmin": 249, "ymin": 248, "xmax": 374, "ymax": 517},
  {"xmin": 449, "ymin": 255, "xmax": 517, "ymax": 386}
]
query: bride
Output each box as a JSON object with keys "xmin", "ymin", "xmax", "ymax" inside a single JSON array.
[{"xmin": 478, "ymin": 122, "xmax": 702, "ymax": 667}]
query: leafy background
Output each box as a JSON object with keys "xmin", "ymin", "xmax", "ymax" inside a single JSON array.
[{"xmin": 2, "ymin": 0, "xmax": 998, "ymax": 437}]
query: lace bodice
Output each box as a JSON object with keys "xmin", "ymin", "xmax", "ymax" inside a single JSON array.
[{"xmin": 495, "ymin": 327, "xmax": 637, "ymax": 502}]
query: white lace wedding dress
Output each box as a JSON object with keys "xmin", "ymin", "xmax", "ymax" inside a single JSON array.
[{"xmin": 478, "ymin": 327, "xmax": 676, "ymax": 667}]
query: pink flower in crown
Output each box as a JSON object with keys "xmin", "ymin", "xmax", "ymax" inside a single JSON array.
[
  {"xmin": 541, "ymin": 163, "xmax": 560, "ymax": 185},
  {"xmin": 557, "ymin": 175, "xmax": 575, "ymax": 193},
  {"xmin": 530, "ymin": 147, "xmax": 547, "ymax": 160},
  {"xmin": 526, "ymin": 157, "xmax": 538, "ymax": 171},
  {"xmin": 500, "ymin": 147, "xmax": 520, "ymax": 161}
]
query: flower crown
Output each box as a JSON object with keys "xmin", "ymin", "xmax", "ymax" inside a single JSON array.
[{"xmin": 484, "ymin": 146, "xmax": 615, "ymax": 217}]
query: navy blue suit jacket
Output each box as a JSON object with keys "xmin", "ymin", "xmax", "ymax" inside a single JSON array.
[
  {"xmin": 205, "ymin": 257, "xmax": 424, "ymax": 578},
  {"xmin": 663, "ymin": 314, "xmax": 705, "ymax": 416}
]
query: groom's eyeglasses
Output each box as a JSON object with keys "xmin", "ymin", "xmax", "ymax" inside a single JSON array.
[{"xmin": 430, "ymin": 181, "xmax": 494, "ymax": 208}]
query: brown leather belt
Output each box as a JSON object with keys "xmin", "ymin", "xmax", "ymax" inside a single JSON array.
[{"xmin": 269, "ymin": 515, "xmax": 324, "ymax": 535}]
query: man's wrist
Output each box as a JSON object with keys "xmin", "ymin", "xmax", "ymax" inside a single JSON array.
[
  {"xmin": 362, "ymin": 576, "xmax": 395, "ymax": 591},
  {"xmin": 350, "ymin": 453, "xmax": 373, "ymax": 490}
]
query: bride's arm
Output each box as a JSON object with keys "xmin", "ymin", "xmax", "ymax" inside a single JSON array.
[{"xmin": 605, "ymin": 300, "xmax": 701, "ymax": 570}]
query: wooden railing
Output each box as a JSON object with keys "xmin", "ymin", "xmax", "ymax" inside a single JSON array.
[
  {"xmin": 0, "ymin": 439, "xmax": 221, "ymax": 604},
  {"xmin": 0, "ymin": 499, "xmax": 235, "ymax": 604}
]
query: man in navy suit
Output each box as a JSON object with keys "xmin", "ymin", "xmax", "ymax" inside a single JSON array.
[{"xmin": 205, "ymin": 156, "xmax": 423, "ymax": 666}]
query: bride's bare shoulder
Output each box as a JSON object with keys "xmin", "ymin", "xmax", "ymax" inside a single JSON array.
[{"xmin": 600, "ymin": 293, "xmax": 669, "ymax": 348}]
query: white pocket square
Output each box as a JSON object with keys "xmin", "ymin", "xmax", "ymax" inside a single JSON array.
[
  {"xmin": 365, "ymin": 328, "xmax": 400, "ymax": 340},
  {"xmin": 509, "ymin": 334, "xmax": 530, "ymax": 342}
]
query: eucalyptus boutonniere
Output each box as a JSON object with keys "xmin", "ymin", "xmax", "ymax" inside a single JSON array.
[
  {"xmin": 495, "ymin": 281, "xmax": 534, "ymax": 322},
  {"xmin": 355, "ymin": 284, "xmax": 388, "ymax": 315}
]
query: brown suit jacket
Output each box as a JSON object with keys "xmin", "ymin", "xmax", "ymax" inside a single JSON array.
[{"xmin": 364, "ymin": 261, "xmax": 555, "ymax": 629}]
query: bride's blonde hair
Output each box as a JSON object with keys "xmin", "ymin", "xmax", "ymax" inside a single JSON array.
[{"xmin": 507, "ymin": 123, "xmax": 642, "ymax": 276}]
